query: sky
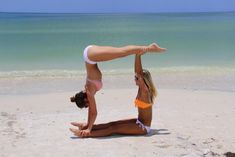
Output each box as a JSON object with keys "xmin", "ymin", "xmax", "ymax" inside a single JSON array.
[{"xmin": 0, "ymin": 0, "xmax": 235, "ymax": 13}]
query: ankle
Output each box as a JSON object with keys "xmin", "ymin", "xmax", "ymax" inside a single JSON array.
[{"xmin": 142, "ymin": 46, "xmax": 148, "ymax": 52}]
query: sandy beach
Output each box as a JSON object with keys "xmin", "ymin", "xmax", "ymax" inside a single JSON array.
[
  {"xmin": 1, "ymin": 88, "xmax": 235, "ymax": 157},
  {"xmin": 1, "ymin": 10, "xmax": 235, "ymax": 157}
]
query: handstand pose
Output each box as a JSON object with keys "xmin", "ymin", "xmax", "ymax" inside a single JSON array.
[
  {"xmin": 70, "ymin": 51, "xmax": 162, "ymax": 137},
  {"xmin": 70, "ymin": 43, "xmax": 166, "ymax": 136}
]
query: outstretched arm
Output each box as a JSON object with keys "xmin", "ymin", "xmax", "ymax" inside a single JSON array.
[
  {"xmin": 79, "ymin": 85, "xmax": 97, "ymax": 137},
  {"xmin": 135, "ymin": 54, "xmax": 144, "ymax": 76},
  {"xmin": 135, "ymin": 54, "xmax": 149, "ymax": 91},
  {"xmin": 87, "ymin": 93, "xmax": 97, "ymax": 130}
]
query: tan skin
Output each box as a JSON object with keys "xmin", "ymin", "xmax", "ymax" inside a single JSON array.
[
  {"xmin": 70, "ymin": 52, "xmax": 166, "ymax": 137},
  {"xmin": 71, "ymin": 43, "xmax": 166, "ymax": 137},
  {"xmin": 135, "ymin": 55, "xmax": 152, "ymax": 128}
]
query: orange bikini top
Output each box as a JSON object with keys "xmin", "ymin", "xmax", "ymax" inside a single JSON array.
[{"xmin": 135, "ymin": 99, "xmax": 152, "ymax": 109}]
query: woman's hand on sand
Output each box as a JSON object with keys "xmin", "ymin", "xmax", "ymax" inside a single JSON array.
[
  {"xmin": 71, "ymin": 122, "xmax": 88, "ymax": 130},
  {"xmin": 70, "ymin": 128, "xmax": 81, "ymax": 137}
]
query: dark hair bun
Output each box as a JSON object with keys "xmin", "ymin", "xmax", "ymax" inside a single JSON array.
[
  {"xmin": 70, "ymin": 91, "xmax": 88, "ymax": 109},
  {"xmin": 70, "ymin": 96, "xmax": 75, "ymax": 102}
]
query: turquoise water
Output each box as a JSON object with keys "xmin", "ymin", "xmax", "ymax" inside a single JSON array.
[
  {"xmin": 0, "ymin": 12, "xmax": 235, "ymax": 71},
  {"xmin": 0, "ymin": 12, "xmax": 235, "ymax": 94}
]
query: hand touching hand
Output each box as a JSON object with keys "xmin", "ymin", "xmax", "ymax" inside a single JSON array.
[{"xmin": 70, "ymin": 128, "xmax": 91, "ymax": 137}]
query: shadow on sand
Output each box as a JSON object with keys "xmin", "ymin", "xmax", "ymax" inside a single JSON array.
[{"xmin": 70, "ymin": 128, "xmax": 170, "ymax": 139}]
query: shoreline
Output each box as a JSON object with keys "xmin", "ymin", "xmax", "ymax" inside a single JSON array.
[{"xmin": 1, "ymin": 68, "xmax": 235, "ymax": 95}]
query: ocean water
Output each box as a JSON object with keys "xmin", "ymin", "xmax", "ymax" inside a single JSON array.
[{"xmin": 0, "ymin": 12, "xmax": 235, "ymax": 94}]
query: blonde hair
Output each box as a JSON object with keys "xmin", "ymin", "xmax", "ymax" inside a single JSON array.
[{"xmin": 142, "ymin": 69, "xmax": 157, "ymax": 104}]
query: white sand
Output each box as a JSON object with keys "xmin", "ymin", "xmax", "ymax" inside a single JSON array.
[{"xmin": 1, "ymin": 88, "xmax": 235, "ymax": 157}]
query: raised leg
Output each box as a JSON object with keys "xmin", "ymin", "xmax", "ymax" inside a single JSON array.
[{"xmin": 88, "ymin": 43, "xmax": 166, "ymax": 62}]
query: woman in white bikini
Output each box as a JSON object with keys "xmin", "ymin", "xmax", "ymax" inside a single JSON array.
[{"xmin": 70, "ymin": 43, "xmax": 166, "ymax": 137}]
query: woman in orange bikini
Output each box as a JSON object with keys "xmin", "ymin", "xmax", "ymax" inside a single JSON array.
[{"xmin": 70, "ymin": 43, "xmax": 166, "ymax": 137}]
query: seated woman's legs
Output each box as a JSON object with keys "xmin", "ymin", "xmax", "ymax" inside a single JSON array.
[
  {"xmin": 92, "ymin": 118, "xmax": 136, "ymax": 130},
  {"xmin": 88, "ymin": 120, "xmax": 147, "ymax": 137},
  {"xmin": 70, "ymin": 118, "xmax": 147, "ymax": 137},
  {"xmin": 71, "ymin": 118, "xmax": 136, "ymax": 131}
]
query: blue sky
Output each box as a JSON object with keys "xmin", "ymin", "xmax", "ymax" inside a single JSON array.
[{"xmin": 0, "ymin": 0, "xmax": 235, "ymax": 13}]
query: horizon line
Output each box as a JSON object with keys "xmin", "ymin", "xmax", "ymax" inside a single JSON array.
[{"xmin": 0, "ymin": 10, "xmax": 235, "ymax": 14}]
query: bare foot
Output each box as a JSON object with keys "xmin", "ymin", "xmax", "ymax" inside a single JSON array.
[
  {"xmin": 145, "ymin": 43, "xmax": 166, "ymax": 53},
  {"xmin": 70, "ymin": 128, "xmax": 81, "ymax": 137},
  {"xmin": 71, "ymin": 122, "xmax": 87, "ymax": 130}
]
